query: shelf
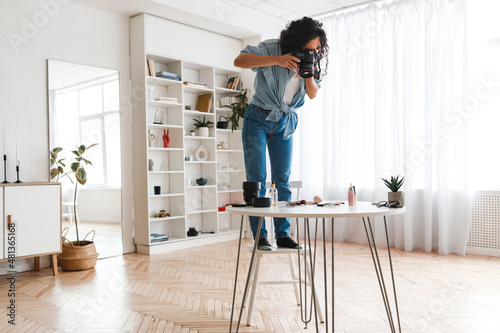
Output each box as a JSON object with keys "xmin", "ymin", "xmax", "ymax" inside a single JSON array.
[
  {"xmin": 148, "ymin": 147, "xmax": 184, "ymax": 151},
  {"xmin": 147, "ymin": 76, "xmax": 182, "ymax": 86},
  {"xmin": 147, "ymin": 100, "xmax": 183, "ymax": 108},
  {"xmin": 184, "ymin": 110, "xmax": 215, "ymax": 117},
  {"xmin": 149, "ymin": 215, "xmax": 185, "ymax": 222},
  {"xmin": 217, "ymin": 169, "xmax": 244, "ymax": 173},
  {"xmin": 148, "ymin": 124, "xmax": 183, "ymax": 130},
  {"xmin": 218, "ymin": 189, "xmax": 243, "ymax": 194},
  {"xmin": 185, "ymin": 161, "xmax": 216, "ymax": 164},
  {"xmin": 149, "ymin": 171, "xmax": 184, "ymax": 174},
  {"xmin": 183, "ymin": 85, "xmax": 213, "ymax": 93},
  {"xmin": 216, "ymin": 129, "xmax": 242, "ymax": 133},
  {"xmin": 186, "ymin": 185, "xmax": 217, "ymax": 189},
  {"xmin": 184, "ymin": 136, "xmax": 215, "ymax": 141},
  {"xmin": 215, "ymin": 87, "xmax": 242, "ymax": 94},
  {"xmin": 186, "ymin": 209, "xmax": 218, "ymax": 215},
  {"xmin": 149, "ymin": 237, "xmax": 184, "ymax": 245},
  {"xmin": 215, "ymin": 107, "xmax": 232, "ymax": 113},
  {"xmin": 216, "ymin": 149, "xmax": 244, "ymax": 153},
  {"xmin": 149, "ymin": 193, "xmax": 184, "ymax": 198}
]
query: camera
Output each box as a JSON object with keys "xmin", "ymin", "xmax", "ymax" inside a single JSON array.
[{"xmin": 292, "ymin": 49, "xmax": 316, "ymax": 78}]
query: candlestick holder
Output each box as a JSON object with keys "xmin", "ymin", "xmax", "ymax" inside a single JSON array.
[
  {"xmin": 2, "ymin": 155, "xmax": 9, "ymax": 184},
  {"xmin": 14, "ymin": 164, "xmax": 22, "ymax": 183}
]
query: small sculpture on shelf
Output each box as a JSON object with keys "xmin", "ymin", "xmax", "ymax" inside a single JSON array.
[
  {"xmin": 160, "ymin": 160, "xmax": 168, "ymax": 171},
  {"xmin": 148, "ymin": 159, "xmax": 154, "ymax": 171},
  {"xmin": 153, "ymin": 210, "xmax": 171, "ymax": 218},
  {"xmin": 148, "ymin": 129, "xmax": 155, "ymax": 147},
  {"xmin": 163, "ymin": 129, "xmax": 170, "ymax": 148},
  {"xmin": 153, "ymin": 109, "xmax": 165, "ymax": 124}
]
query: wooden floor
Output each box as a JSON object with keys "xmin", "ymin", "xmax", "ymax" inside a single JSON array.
[{"xmin": 1, "ymin": 240, "xmax": 500, "ymax": 332}]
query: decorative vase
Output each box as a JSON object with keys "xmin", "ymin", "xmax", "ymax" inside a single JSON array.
[
  {"xmin": 388, "ymin": 191, "xmax": 405, "ymax": 206},
  {"xmin": 196, "ymin": 177, "xmax": 207, "ymax": 186},
  {"xmin": 163, "ymin": 129, "xmax": 170, "ymax": 148},
  {"xmin": 194, "ymin": 145, "xmax": 208, "ymax": 161},
  {"xmin": 197, "ymin": 127, "xmax": 209, "ymax": 137}
]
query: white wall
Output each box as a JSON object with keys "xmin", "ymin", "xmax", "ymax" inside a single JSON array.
[{"xmin": 0, "ymin": 0, "xmax": 133, "ymax": 274}]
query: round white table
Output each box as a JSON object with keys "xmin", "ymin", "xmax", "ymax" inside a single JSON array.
[{"xmin": 227, "ymin": 201, "xmax": 406, "ymax": 333}]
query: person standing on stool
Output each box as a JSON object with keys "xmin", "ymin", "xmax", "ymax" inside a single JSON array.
[{"xmin": 234, "ymin": 17, "xmax": 329, "ymax": 250}]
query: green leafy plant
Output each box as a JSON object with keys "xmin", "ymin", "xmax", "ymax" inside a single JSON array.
[
  {"xmin": 223, "ymin": 88, "xmax": 249, "ymax": 131},
  {"xmin": 193, "ymin": 116, "xmax": 214, "ymax": 129},
  {"xmin": 50, "ymin": 147, "xmax": 67, "ymax": 182},
  {"xmin": 382, "ymin": 175, "xmax": 405, "ymax": 192},
  {"xmin": 49, "ymin": 143, "xmax": 98, "ymax": 244}
]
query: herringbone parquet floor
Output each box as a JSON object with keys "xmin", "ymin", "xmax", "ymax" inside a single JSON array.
[{"xmin": 1, "ymin": 240, "xmax": 500, "ymax": 333}]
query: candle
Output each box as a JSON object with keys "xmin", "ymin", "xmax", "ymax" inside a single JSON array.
[
  {"xmin": 15, "ymin": 124, "xmax": 18, "ymax": 165},
  {"xmin": 3, "ymin": 119, "xmax": 5, "ymax": 155}
]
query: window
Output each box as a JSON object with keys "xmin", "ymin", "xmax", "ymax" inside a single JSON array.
[
  {"xmin": 53, "ymin": 75, "xmax": 121, "ymax": 188},
  {"xmin": 467, "ymin": 0, "xmax": 500, "ymax": 190}
]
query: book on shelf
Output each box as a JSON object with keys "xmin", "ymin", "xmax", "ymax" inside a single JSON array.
[
  {"xmin": 155, "ymin": 71, "xmax": 181, "ymax": 81},
  {"xmin": 183, "ymin": 81, "xmax": 208, "ymax": 88},
  {"xmin": 226, "ymin": 77, "xmax": 235, "ymax": 89},
  {"xmin": 232, "ymin": 77, "xmax": 240, "ymax": 90},
  {"xmin": 146, "ymin": 59, "xmax": 156, "ymax": 77},
  {"xmin": 154, "ymin": 96, "xmax": 178, "ymax": 103},
  {"xmin": 196, "ymin": 93, "xmax": 212, "ymax": 113}
]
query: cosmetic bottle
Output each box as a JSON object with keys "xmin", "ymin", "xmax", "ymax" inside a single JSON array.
[
  {"xmin": 348, "ymin": 183, "xmax": 354, "ymax": 206},
  {"xmin": 353, "ymin": 185, "xmax": 357, "ymax": 205},
  {"xmin": 269, "ymin": 181, "xmax": 278, "ymax": 206}
]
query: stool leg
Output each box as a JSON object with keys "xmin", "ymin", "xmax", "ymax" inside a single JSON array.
[
  {"xmin": 288, "ymin": 253, "xmax": 301, "ymax": 306},
  {"xmin": 305, "ymin": 251, "xmax": 325, "ymax": 324},
  {"xmin": 246, "ymin": 254, "xmax": 262, "ymax": 326}
]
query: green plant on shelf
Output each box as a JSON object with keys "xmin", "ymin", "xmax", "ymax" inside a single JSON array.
[
  {"xmin": 192, "ymin": 116, "xmax": 214, "ymax": 129},
  {"xmin": 223, "ymin": 88, "xmax": 249, "ymax": 131}
]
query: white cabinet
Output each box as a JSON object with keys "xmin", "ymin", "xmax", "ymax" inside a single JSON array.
[
  {"xmin": 131, "ymin": 14, "xmax": 247, "ymax": 254},
  {"xmin": 1, "ymin": 183, "xmax": 61, "ymax": 275}
]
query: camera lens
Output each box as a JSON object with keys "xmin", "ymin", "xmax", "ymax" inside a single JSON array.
[{"xmin": 242, "ymin": 181, "xmax": 261, "ymax": 206}]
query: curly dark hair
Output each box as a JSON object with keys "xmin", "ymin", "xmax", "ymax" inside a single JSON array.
[{"xmin": 279, "ymin": 16, "xmax": 329, "ymax": 80}]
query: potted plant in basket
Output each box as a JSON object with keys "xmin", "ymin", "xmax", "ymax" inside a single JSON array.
[
  {"xmin": 223, "ymin": 88, "xmax": 249, "ymax": 131},
  {"xmin": 382, "ymin": 175, "xmax": 405, "ymax": 206},
  {"xmin": 50, "ymin": 144, "xmax": 99, "ymax": 271},
  {"xmin": 193, "ymin": 116, "xmax": 213, "ymax": 137}
]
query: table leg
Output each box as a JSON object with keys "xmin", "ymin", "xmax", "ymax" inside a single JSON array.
[
  {"xmin": 362, "ymin": 216, "xmax": 396, "ymax": 333},
  {"xmin": 332, "ymin": 217, "xmax": 335, "ymax": 331},
  {"xmin": 322, "ymin": 218, "xmax": 329, "ymax": 333},
  {"xmin": 384, "ymin": 216, "xmax": 402, "ymax": 333},
  {"xmin": 229, "ymin": 215, "xmax": 245, "ymax": 333},
  {"xmin": 233, "ymin": 216, "xmax": 264, "ymax": 333}
]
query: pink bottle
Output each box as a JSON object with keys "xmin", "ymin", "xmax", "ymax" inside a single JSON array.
[{"xmin": 348, "ymin": 183, "xmax": 354, "ymax": 206}]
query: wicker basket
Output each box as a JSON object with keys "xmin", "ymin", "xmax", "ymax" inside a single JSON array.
[{"xmin": 58, "ymin": 229, "xmax": 99, "ymax": 271}]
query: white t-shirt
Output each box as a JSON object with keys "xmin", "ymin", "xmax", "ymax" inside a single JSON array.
[{"xmin": 283, "ymin": 68, "xmax": 301, "ymax": 106}]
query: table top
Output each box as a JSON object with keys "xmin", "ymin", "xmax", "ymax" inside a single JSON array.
[{"xmin": 226, "ymin": 201, "xmax": 406, "ymax": 218}]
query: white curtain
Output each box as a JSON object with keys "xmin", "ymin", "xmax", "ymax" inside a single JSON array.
[{"xmin": 292, "ymin": 0, "xmax": 469, "ymax": 255}]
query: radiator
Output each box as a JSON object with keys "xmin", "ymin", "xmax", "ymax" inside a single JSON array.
[{"xmin": 467, "ymin": 191, "xmax": 500, "ymax": 257}]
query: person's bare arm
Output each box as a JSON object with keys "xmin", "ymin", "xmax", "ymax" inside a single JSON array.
[
  {"xmin": 304, "ymin": 77, "xmax": 319, "ymax": 99},
  {"xmin": 234, "ymin": 53, "xmax": 300, "ymax": 70}
]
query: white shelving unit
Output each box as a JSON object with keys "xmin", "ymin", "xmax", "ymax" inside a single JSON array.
[{"xmin": 131, "ymin": 15, "xmax": 246, "ymax": 254}]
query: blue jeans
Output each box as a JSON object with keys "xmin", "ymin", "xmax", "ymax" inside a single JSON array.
[{"xmin": 242, "ymin": 104, "xmax": 293, "ymax": 239}]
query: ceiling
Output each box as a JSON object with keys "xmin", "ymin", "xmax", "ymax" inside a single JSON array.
[{"xmin": 73, "ymin": 0, "xmax": 374, "ymax": 40}]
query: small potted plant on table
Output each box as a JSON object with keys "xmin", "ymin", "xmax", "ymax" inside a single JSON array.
[{"xmin": 382, "ymin": 175, "xmax": 405, "ymax": 206}]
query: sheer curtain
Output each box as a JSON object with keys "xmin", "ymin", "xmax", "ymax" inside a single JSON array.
[{"xmin": 292, "ymin": 0, "xmax": 469, "ymax": 255}]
